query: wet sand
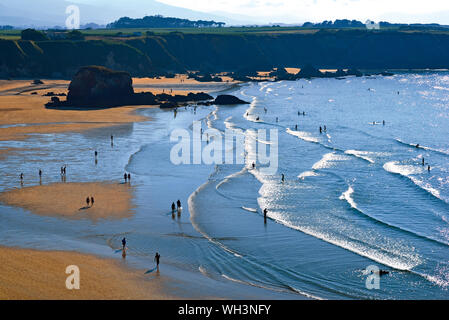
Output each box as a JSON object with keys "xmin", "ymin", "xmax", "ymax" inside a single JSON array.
[
  {"xmin": 0, "ymin": 182, "xmax": 135, "ymax": 220},
  {"xmin": 0, "ymin": 246, "xmax": 175, "ymax": 299}
]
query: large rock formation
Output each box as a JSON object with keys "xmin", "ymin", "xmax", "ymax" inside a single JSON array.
[
  {"xmin": 46, "ymin": 66, "xmax": 216, "ymax": 109},
  {"xmin": 67, "ymin": 66, "xmax": 134, "ymax": 104},
  {"xmin": 213, "ymin": 95, "xmax": 249, "ymax": 105}
]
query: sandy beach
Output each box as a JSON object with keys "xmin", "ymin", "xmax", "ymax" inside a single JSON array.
[
  {"xmin": 0, "ymin": 182, "xmax": 134, "ymax": 220},
  {"xmin": 0, "ymin": 76, "xmax": 233, "ymax": 299},
  {"xmin": 0, "ymin": 246, "xmax": 174, "ymax": 299}
]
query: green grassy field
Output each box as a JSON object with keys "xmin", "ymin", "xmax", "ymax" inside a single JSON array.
[{"xmin": 3, "ymin": 25, "xmax": 449, "ymax": 41}]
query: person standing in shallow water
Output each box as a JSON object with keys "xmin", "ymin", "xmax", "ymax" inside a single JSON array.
[
  {"xmin": 154, "ymin": 252, "xmax": 161, "ymax": 271},
  {"xmin": 127, "ymin": 173, "xmax": 131, "ymax": 182},
  {"xmin": 177, "ymin": 199, "xmax": 181, "ymax": 209},
  {"xmin": 86, "ymin": 197, "xmax": 90, "ymax": 207},
  {"xmin": 122, "ymin": 237, "xmax": 126, "ymax": 250},
  {"xmin": 281, "ymin": 174, "xmax": 285, "ymax": 183},
  {"xmin": 428, "ymin": 165, "xmax": 431, "ymax": 172},
  {"xmin": 171, "ymin": 202, "xmax": 176, "ymax": 213},
  {"xmin": 263, "ymin": 208, "xmax": 268, "ymax": 224},
  {"xmin": 124, "ymin": 173, "xmax": 127, "ymax": 182}
]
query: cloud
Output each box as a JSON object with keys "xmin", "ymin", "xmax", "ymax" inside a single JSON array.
[{"xmin": 154, "ymin": 0, "xmax": 449, "ymax": 23}]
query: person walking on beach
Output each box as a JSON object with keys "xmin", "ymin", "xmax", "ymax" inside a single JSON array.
[
  {"xmin": 39, "ymin": 169, "xmax": 42, "ymax": 178},
  {"xmin": 122, "ymin": 237, "xmax": 126, "ymax": 250},
  {"xmin": 177, "ymin": 199, "xmax": 181, "ymax": 210},
  {"xmin": 154, "ymin": 252, "xmax": 161, "ymax": 271},
  {"xmin": 127, "ymin": 173, "xmax": 131, "ymax": 182},
  {"xmin": 90, "ymin": 196, "xmax": 94, "ymax": 206},
  {"xmin": 171, "ymin": 202, "xmax": 176, "ymax": 213},
  {"xmin": 63, "ymin": 166, "xmax": 66, "ymax": 175},
  {"xmin": 124, "ymin": 173, "xmax": 127, "ymax": 182},
  {"xmin": 86, "ymin": 197, "xmax": 90, "ymax": 207},
  {"xmin": 20, "ymin": 173, "xmax": 23, "ymax": 181}
]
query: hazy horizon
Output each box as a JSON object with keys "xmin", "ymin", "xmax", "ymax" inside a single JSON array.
[{"xmin": 1, "ymin": 0, "xmax": 449, "ymax": 28}]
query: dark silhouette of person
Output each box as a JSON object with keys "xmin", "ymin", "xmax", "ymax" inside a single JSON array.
[
  {"xmin": 127, "ymin": 173, "xmax": 131, "ymax": 181},
  {"xmin": 252, "ymin": 162, "xmax": 255, "ymax": 169},
  {"xmin": 20, "ymin": 173, "xmax": 23, "ymax": 180},
  {"xmin": 124, "ymin": 173, "xmax": 127, "ymax": 182},
  {"xmin": 324, "ymin": 125, "xmax": 327, "ymax": 132},
  {"xmin": 39, "ymin": 169, "xmax": 42, "ymax": 178},
  {"xmin": 281, "ymin": 174, "xmax": 285, "ymax": 182},
  {"xmin": 177, "ymin": 199, "xmax": 181, "ymax": 209},
  {"xmin": 428, "ymin": 165, "xmax": 431, "ymax": 172},
  {"xmin": 256, "ymin": 116, "xmax": 259, "ymax": 121},
  {"xmin": 90, "ymin": 196, "xmax": 94, "ymax": 206},
  {"xmin": 298, "ymin": 111, "xmax": 300, "ymax": 116},
  {"xmin": 382, "ymin": 120, "xmax": 385, "ymax": 125},
  {"xmin": 63, "ymin": 166, "xmax": 66, "ymax": 175},
  {"xmin": 86, "ymin": 197, "xmax": 90, "ymax": 207},
  {"xmin": 295, "ymin": 124, "xmax": 298, "ymax": 130},
  {"xmin": 122, "ymin": 237, "xmax": 126, "ymax": 250},
  {"xmin": 422, "ymin": 158, "xmax": 425, "ymax": 166},
  {"xmin": 171, "ymin": 202, "xmax": 176, "ymax": 212},
  {"xmin": 319, "ymin": 126, "xmax": 322, "ymax": 133},
  {"xmin": 154, "ymin": 252, "xmax": 161, "ymax": 271},
  {"xmin": 61, "ymin": 167, "xmax": 64, "ymax": 175},
  {"xmin": 416, "ymin": 144, "xmax": 420, "ymax": 148},
  {"xmin": 263, "ymin": 208, "xmax": 268, "ymax": 224},
  {"xmin": 94, "ymin": 150, "xmax": 98, "ymax": 157}
]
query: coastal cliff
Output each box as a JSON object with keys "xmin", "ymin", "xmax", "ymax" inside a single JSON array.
[{"xmin": 2, "ymin": 30, "xmax": 449, "ymax": 78}]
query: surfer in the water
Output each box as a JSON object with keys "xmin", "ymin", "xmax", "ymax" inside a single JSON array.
[
  {"xmin": 416, "ymin": 144, "xmax": 420, "ymax": 148},
  {"xmin": 154, "ymin": 252, "xmax": 161, "ymax": 271}
]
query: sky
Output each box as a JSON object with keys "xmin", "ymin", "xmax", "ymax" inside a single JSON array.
[{"xmin": 152, "ymin": 0, "xmax": 449, "ymax": 24}]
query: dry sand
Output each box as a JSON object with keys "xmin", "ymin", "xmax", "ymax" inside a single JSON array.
[
  {"xmin": 0, "ymin": 246, "xmax": 175, "ymax": 299},
  {"xmin": 0, "ymin": 182, "xmax": 135, "ymax": 220}
]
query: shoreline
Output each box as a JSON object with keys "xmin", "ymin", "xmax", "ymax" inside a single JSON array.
[{"xmin": 0, "ymin": 78, "xmax": 239, "ymax": 299}]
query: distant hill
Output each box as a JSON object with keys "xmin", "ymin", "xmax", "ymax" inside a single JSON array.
[{"xmin": 107, "ymin": 15, "xmax": 225, "ymax": 29}]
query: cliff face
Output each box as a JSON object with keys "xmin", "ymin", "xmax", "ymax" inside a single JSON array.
[
  {"xmin": 67, "ymin": 66, "xmax": 133, "ymax": 103},
  {"xmin": 2, "ymin": 30, "xmax": 449, "ymax": 78}
]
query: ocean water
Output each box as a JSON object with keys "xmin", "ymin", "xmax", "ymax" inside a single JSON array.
[{"xmin": 0, "ymin": 73, "xmax": 448, "ymax": 299}]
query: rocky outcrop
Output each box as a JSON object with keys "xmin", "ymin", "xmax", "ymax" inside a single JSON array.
[
  {"xmin": 213, "ymin": 95, "xmax": 249, "ymax": 105},
  {"xmin": 67, "ymin": 66, "xmax": 134, "ymax": 105},
  {"xmin": 46, "ymin": 66, "xmax": 215, "ymax": 109}
]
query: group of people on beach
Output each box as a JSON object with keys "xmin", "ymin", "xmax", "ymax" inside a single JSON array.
[
  {"xmin": 124, "ymin": 172, "xmax": 131, "ymax": 183},
  {"xmin": 86, "ymin": 196, "xmax": 94, "ymax": 207},
  {"xmin": 121, "ymin": 237, "xmax": 161, "ymax": 271},
  {"xmin": 171, "ymin": 199, "xmax": 182, "ymax": 217}
]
